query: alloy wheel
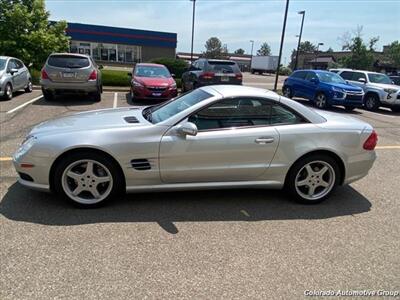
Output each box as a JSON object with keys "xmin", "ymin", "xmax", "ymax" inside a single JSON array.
[
  {"xmin": 61, "ymin": 159, "xmax": 113, "ymax": 205},
  {"xmin": 295, "ymin": 160, "xmax": 335, "ymax": 201},
  {"xmin": 315, "ymin": 94, "xmax": 326, "ymax": 108},
  {"xmin": 283, "ymin": 87, "xmax": 291, "ymax": 98},
  {"xmin": 6, "ymin": 84, "xmax": 12, "ymax": 99}
]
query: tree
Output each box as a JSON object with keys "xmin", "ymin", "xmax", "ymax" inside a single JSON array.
[
  {"xmin": 288, "ymin": 41, "xmax": 317, "ymax": 69},
  {"xmin": 0, "ymin": 0, "xmax": 70, "ymax": 69},
  {"xmin": 326, "ymin": 47, "xmax": 334, "ymax": 53},
  {"xmin": 257, "ymin": 42, "xmax": 271, "ymax": 56},
  {"xmin": 387, "ymin": 41, "xmax": 400, "ymax": 67},
  {"xmin": 339, "ymin": 27, "xmax": 379, "ymax": 70},
  {"xmin": 234, "ymin": 48, "xmax": 245, "ymax": 55},
  {"xmin": 204, "ymin": 37, "xmax": 223, "ymax": 58}
]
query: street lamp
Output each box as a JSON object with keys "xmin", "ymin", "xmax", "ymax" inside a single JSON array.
[
  {"xmin": 316, "ymin": 42, "xmax": 324, "ymax": 52},
  {"xmin": 294, "ymin": 10, "xmax": 305, "ymax": 70},
  {"xmin": 274, "ymin": 0, "xmax": 290, "ymax": 91},
  {"xmin": 250, "ymin": 40, "xmax": 254, "ymax": 57},
  {"xmin": 190, "ymin": 0, "xmax": 196, "ymax": 63}
]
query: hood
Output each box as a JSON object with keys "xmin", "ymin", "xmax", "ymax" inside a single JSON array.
[
  {"xmin": 368, "ymin": 83, "xmax": 400, "ymax": 90},
  {"xmin": 327, "ymin": 82, "xmax": 363, "ymax": 91},
  {"xmin": 134, "ymin": 76, "xmax": 175, "ymax": 87},
  {"xmin": 30, "ymin": 107, "xmax": 148, "ymax": 136}
]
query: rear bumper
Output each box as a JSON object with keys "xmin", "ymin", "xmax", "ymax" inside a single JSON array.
[
  {"xmin": 344, "ymin": 151, "xmax": 377, "ymax": 185},
  {"xmin": 41, "ymin": 79, "xmax": 98, "ymax": 93}
]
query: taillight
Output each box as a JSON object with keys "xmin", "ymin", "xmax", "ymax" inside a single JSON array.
[
  {"xmin": 41, "ymin": 69, "xmax": 49, "ymax": 80},
  {"xmin": 200, "ymin": 72, "xmax": 214, "ymax": 80},
  {"xmin": 88, "ymin": 70, "xmax": 97, "ymax": 80},
  {"xmin": 235, "ymin": 73, "xmax": 243, "ymax": 80},
  {"xmin": 363, "ymin": 130, "xmax": 378, "ymax": 150}
]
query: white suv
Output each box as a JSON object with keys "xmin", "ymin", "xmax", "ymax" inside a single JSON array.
[{"xmin": 337, "ymin": 69, "xmax": 400, "ymax": 112}]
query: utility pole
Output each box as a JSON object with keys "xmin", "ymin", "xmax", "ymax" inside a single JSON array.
[
  {"xmin": 274, "ymin": 0, "xmax": 290, "ymax": 91},
  {"xmin": 294, "ymin": 10, "xmax": 305, "ymax": 70},
  {"xmin": 250, "ymin": 40, "xmax": 254, "ymax": 57},
  {"xmin": 190, "ymin": 0, "xmax": 196, "ymax": 63}
]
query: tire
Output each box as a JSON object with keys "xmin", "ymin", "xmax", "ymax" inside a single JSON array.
[
  {"xmin": 282, "ymin": 86, "xmax": 292, "ymax": 98},
  {"xmin": 92, "ymin": 90, "xmax": 101, "ymax": 102},
  {"xmin": 344, "ymin": 106, "xmax": 355, "ymax": 111},
  {"xmin": 286, "ymin": 154, "xmax": 340, "ymax": 204},
  {"xmin": 3, "ymin": 83, "xmax": 12, "ymax": 100},
  {"xmin": 314, "ymin": 92, "xmax": 330, "ymax": 109},
  {"xmin": 129, "ymin": 88, "xmax": 135, "ymax": 101},
  {"xmin": 53, "ymin": 151, "xmax": 124, "ymax": 208},
  {"xmin": 390, "ymin": 107, "xmax": 400, "ymax": 113},
  {"xmin": 364, "ymin": 93, "xmax": 380, "ymax": 111},
  {"xmin": 25, "ymin": 79, "xmax": 33, "ymax": 93},
  {"xmin": 42, "ymin": 89, "xmax": 54, "ymax": 101}
]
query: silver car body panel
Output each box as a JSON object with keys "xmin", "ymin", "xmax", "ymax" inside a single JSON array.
[
  {"xmin": 13, "ymin": 85, "xmax": 376, "ymax": 193},
  {"xmin": 0, "ymin": 56, "xmax": 31, "ymax": 96}
]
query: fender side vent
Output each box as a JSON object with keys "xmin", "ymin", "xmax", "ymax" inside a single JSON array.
[
  {"xmin": 124, "ymin": 116, "xmax": 139, "ymax": 123},
  {"xmin": 131, "ymin": 159, "xmax": 151, "ymax": 170}
]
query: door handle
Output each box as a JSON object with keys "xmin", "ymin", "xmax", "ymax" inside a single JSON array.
[{"xmin": 255, "ymin": 137, "xmax": 275, "ymax": 144}]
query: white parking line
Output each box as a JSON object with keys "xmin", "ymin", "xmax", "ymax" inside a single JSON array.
[
  {"xmin": 6, "ymin": 94, "xmax": 43, "ymax": 114},
  {"xmin": 113, "ymin": 92, "xmax": 118, "ymax": 108}
]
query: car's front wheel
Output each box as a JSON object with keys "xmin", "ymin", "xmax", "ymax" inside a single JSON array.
[
  {"xmin": 286, "ymin": 154, "xmax": 340, "ymax": 204},
  {"xmin": 314, "ymin": 92, "xmax": 330, "ymax": 109},
  {"xmin": 364, "ymin": 94, "xmax": 380, "ymax": 111},
  {"xmin": 282, "ymin": 86, "xmax": 292, "ymax": 98},
  {"xmin": 54, "ymin": 152, "xmax": 124, "ymax": 207}
]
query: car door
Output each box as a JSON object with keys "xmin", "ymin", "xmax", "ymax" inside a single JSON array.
[
  {"xmin": 303, "ymin": 71, "xmax": 319, "ymax": 99},
  {"xmin": 159, "ymin": 97, "xmax": 280, "ymax": 183},
  {"xmin": 7, "ymin": 60, "xmax": 21, "ymax": 89},
  {"xmin": 291, "ymin": 71, "xmax": 307, "ymax": 97},
  {"xmin": 15, "ymin": 59, "xmax": 28, "ymax": 89}
]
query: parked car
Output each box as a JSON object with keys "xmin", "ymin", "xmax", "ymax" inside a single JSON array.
[
  {"xmin": 13, "ymin": 85, "xmax": 377, "ymax": 208},
  {"xmin": 328, "ymin": 68, "xmax": 352, "ymax": 74},
  {"xmin": 283, "ymin": 70, "xmax": 364, "ymax": 110},
  {"xmin": 40, "ymin": 53, "xmax": 102, "ymax": 101},
  {"xmin": 0, "ymin": 56, "xmax": 32, "ymax": 100},
  {"xmin": 128, "ymin": 63, "xmax": 177, "ymax": 101},
  {"xmin": 389, "ymin": 75, "xmax": 400, "ymax": 86},
  {"xmin": 337, "ymin": 69, "xmax": 400, "ymax": 112},
  {"xmin": 181, "ymin": 59, "xmax": 242, "ymax": 92}
]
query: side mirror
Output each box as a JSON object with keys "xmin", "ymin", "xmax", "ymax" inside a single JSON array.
[
  {"xmin": 28, "ymin": 62, "xmax": 33, "ymax": 67},
  {"xmin": 310, "ymin": 78, "xmax": 318, "ymax": 84},
  {"xmin": 127, "ymin": 72, "xmax": 132, "ymax": 76},
  {"xmin": 358, "ymin": 78, "xmax": 366, "ymax": 83},
  {"xmin": 9, "ymin": 68, "xmax": 18, "ymax": 74},
  {"xmin": 171, "ymin": 73, "xmax": 176, "ymax": 78},
  {"xmin": 392, "ymin": 81, "xmax": 395, "ymax": 85},
  {"xmin": 178, "ymin": 122, "xmax": 198, "ymax": 136}
]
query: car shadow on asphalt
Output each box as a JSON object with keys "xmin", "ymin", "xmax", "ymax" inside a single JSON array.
[
  {"xmin": 0, "ymin": 183, "xmax": 371, "ymax": 234},
  {"xmin": 32, "ymin": 95, "xmax": 97, "ymax": 106}
]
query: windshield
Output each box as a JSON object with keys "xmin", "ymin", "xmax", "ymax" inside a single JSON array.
[
  {"xmin": 146, "ymin": 89, "xmax": 213, "ymax": 124},
  {"xmin": 48, "ymin": 55, "xmax": 90, "ymax": 68},
  {"xmin": 0, "ymin": 59, "xmax": 6, "ymax": 70},
  {"xmin": 135, "ymin": 66, "xmax": 171, "ymax": 78},
  {"xmin": 368, "ymin": 73, "xmax": 392, "ymax": 84},
  {"xmin": 317, "ymin": 72, "xmax": 347, "ymax": 84}
]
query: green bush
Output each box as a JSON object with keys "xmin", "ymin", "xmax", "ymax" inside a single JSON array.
[
  {"xmin": 278, "ymin": 66, "xmax": 292, "ymax": 76},
  {"xmin": 30, "ymin": 69, "xmax": 41, "ymax": 85},
  {"xmin": 150, "ymin": 58, "xmax": 188, "ymax": 79},
  {"xmin": 101, "ymin": 69, "xmax": 130, "ymax": 86}
]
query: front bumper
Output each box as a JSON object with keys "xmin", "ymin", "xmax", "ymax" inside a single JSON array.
[
  {"xmin": 382, "ymin": 91, "xmax": 400, "ymax": 107},
  {"xmin": 329, "ymin": 91, "xmax": 364, "ymax": 107},
  {"xmin": 132, "ymin": 86, "xmax": 177, "ymax": 100}
]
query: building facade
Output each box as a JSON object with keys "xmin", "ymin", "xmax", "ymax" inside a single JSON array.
[{"xmin": 65, "ymin": 22, "xmax": 177, "ymax": 65}]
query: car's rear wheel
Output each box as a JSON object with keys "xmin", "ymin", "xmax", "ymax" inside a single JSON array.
[
  {"xmin": 92, "ymin": 90, "xmax": 101, "ymax": 102},
  {"xmin": 42, "ymin": 89, "xmax": 54, "ymax": 101},
  {"xmin": 25, "ymin": 79, "xmax": 33, "ymax": 93},
  {"xmin": 286, "ymin": 154, "xmax": 340, "ymax": 204},
  {"xmin": 54, "ymin": 152, "xmax": 123, "ymax": 208},
  {"xmin": 3, "ymin": 83, "xmax": 12, "ymax": 100},
  {"xmin": 390, "ymin": 107, "xmax": 400, "ymax": 113},
  {"xmin": 314, "ymin": 92, "xmax": 330, "ymax": 109},
  {"xmin": 282, "ymin": 86, "xmax": 292, "ymax": 98},
  {"xmin": 364, "ymin": 94, "xmax": 380, "ymax": 111}
]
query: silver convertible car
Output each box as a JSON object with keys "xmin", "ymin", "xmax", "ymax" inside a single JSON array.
[{"xmin": 13, "ymin": 85, "xmax": 377, "ymax": 207}]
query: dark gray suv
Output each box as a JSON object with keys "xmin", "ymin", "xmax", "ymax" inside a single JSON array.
[{"xmin": 181, "ymin": 59, "xmax": 242, "ymax": 92}]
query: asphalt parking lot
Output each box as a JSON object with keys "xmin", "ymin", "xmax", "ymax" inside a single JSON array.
[{"xmin": 1, "ymin": 86, "xmax": 399, "ymax": 299}]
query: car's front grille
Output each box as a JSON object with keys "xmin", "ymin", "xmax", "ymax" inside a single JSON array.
[
  {"xmin": 147, "ymin": 87, "xmax": 167, "ymax": 92},
  {"xmin": 346, "ymin": 94, "xmax": 363, "ymax": 101}
]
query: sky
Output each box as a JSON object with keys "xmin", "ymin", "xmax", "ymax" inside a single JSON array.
[{"xmin": 45, "ymin": 0, "xmax": 400, "ymax": 65}]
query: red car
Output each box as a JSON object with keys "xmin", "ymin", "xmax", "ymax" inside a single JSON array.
[{"xmin": 129, "ymin": 63, "xmax": 177, "ymax": 101}]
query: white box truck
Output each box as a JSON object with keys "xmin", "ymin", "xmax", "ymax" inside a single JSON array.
[{"xmin": 250, "ymin": 56, "xmax": 279, "ymax": 74}]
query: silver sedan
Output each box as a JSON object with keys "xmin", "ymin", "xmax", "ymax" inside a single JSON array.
[{"xmin": 13, "ymin": 85, "xmax": 377, "ymax": 207}]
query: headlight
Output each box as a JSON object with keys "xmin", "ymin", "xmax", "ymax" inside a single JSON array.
[
  {"xmin": 332, "ymin": 87, "xmax": 344, "ymax": 92},
  {"xmin": 133, "ymin": 80, "xmax": 143, "ymax": 87},
  {"xmin": 169, "ymin": 83, "xmax": 177, "ymax": 89},
  {"xmin": 14, "ymin": 136, "xmax": 36, "ymax": 160},
  {"xmin": 384, "ymin": 88, "xmax": 398, "ymax": 94}
]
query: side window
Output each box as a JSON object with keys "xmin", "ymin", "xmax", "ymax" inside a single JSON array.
[
  {"xmin": 191, "ymin": 61, "xmax": 198, "ymax": 70},
  {"xmin": 188, "ymin": 98, "xmax": 272, "ymax": 131},
  {"xmin": 292, "ymin": 71, "xmax": 307, "ymax": 79},
  {"xmin": 197, "ymin": 60, "xmax": 205, "ymax": 70},
  {"xmin": 305, "ymin": 72, "xmax": 317, "ymax": 81},
  {"xmin": 14, "ymin": 59, "xmax": 23, "ymax": 69},
  {"xmin": 352, "ymin": 72, "xmax": 366, "ymax": 81},
  {"xmin": 340, "ymin": 71, "xmax": 354, "ymax": 81},
  {"xmin": 270, "ymin": 104, "xmax": 304, "ymax": 125},
  {"xmin": 7, "ymin": 60, "xmax": 17, "ymax": 72}
]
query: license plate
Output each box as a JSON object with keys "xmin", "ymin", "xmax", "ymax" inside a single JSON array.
[
  {"xmin": 63, "ymin": 73, "xmax": 74, "ymax": 78},
  {"xmin": 152, "ymin": 92, "xmax": 162, "ymax": 97},
  {"xmin": 221, "ymin": 76, "xmax": 229, "ymax": 82}
]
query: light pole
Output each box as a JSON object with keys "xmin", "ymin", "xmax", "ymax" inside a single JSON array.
[
  {"xmin": 190, "ymin": 0, "xmax": 196, "ymax": 63},
  {"xmin": 274, "ymin": 0, "xmax": 290, "ymax": 91},
  {"xmin": 314, "ymin": 42, "xmax": 324, "ymax": 69},
  {"xmin": 250, "ymin": 40, "xmax": 254, "ymax": 57},
  {"xmin": 294, "ymin": 10, "xmax": 305, "ymax": 70}
]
